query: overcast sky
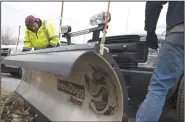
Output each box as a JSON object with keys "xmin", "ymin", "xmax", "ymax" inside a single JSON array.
[{"xmin": 1, "ymin": 2, "xmax": 168, "ymax": 44}]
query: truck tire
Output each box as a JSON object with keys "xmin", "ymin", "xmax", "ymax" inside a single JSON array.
[
  {"xmin": 10, "ymin": 68, "xmax": 22, "ymax": 78},
  {"xmin": 19, "ymin": 67, "xmax": 23, "ymax": 78},
  {"xmin": 10, "ymin": 72, "xmax": 20, "ymax": 77},
  {"xmin": 176, "ymin": 76, "xmax": 184, "ymax": 122}
]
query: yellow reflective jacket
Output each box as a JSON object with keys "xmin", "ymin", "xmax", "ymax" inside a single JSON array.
[{"xmin": 24, "ymin": 19, "xmax": 59, "ymax": 50}]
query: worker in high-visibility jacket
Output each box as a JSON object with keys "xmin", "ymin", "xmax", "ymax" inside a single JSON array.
[{"xmin": 22, "ymin": 15, "xmax": 60, "ymax": 51}]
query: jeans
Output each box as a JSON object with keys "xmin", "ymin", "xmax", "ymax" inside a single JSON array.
[{"xmin": 136, "ymin": 32, "xmax": 184, "ymax": 122}]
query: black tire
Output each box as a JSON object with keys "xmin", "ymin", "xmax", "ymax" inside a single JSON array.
[
  {"xmin": 10, "ymin": 72, "xmax": 20, "ymax": 77},
  {"xmin": 176, "ymin": 76, "xmax": 184, "ymax": 122},
  {"xmin": 10, "ymin": 68, "xmax": 22, "ymax": 78},
  {"xmin": 19, "ymin": 67, "xmax": 23, "ymax": 78}
]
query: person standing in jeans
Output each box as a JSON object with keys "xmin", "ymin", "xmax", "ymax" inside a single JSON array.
[{"xmin": 136, "ymin": 1, "xmax": 184, "ymax": 122}]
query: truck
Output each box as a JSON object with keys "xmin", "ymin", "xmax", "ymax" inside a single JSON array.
[
  {"xmin": 1, "ymin": 45, "xmax": 23, "ymax": 77},
  {"xmin": 2, "ymin": 11, "xmax": 184, "ymax": 122}
]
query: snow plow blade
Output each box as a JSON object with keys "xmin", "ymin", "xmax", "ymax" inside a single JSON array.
[{"xmin": 2, "ymin": 43, "xmax": 124, "ymax": 121}]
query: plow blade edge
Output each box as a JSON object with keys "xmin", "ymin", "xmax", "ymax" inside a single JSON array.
[{"xmin": 3, "ymin": 43, "xmax": 124, "ymax": 121}]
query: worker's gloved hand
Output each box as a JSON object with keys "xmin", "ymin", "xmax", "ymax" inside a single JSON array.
[
  {"xmin": 46, "ymin": 44, "xmax": 55, "ymax": 48},
  {"xmin": 46, "ymin": 43, "xmax": 60, "ymax": 48},
  {"xmin": 22, "ymin": 48, "xmax": 31, "ymax": 52},
  {"xmin": 146, "ymin": 32, "xmax": 159, "ymax": 50}
]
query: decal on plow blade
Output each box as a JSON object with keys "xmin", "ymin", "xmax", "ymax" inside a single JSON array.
[
  {"xmin": 57, "ymin": 79, "xmax": 85, "ymax": 100},
  {"xmin": 2, "ymin": 43, "xmax": 124, "ymax": 121},
  {"xmin": 57, "ymin": 79, "xmax": 85, "ymax": 106},
  {"xmin": 84, "ymin": 64, "xmax": 119, "ymax": 115}
]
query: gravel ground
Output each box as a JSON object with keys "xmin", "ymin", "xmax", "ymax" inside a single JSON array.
[
  {"xmin": 1, "ymin": 73, "xmax": 21, "ymax": 92},
  {"xmin": 1, "ymin": 73, "xmax": 34, "ymax": 122}
]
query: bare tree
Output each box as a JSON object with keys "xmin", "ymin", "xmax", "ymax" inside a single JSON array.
[{"xmin": 1, "ymin": 28, "xmax": 17, "ymax": 45}]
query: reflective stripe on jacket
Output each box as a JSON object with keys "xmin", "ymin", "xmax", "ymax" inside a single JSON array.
[{"xmin": 23, "ymin": 19, "xmax": 59, "ymax": 49}]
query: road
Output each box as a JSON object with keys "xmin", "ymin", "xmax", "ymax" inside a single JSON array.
[
  {"xmin": 1, "ymin": 73, "xmax": 178, "ymax": 122},
  {"xmin": 1, "ymin": 73, "xmax": 21, "ymax": 92}
]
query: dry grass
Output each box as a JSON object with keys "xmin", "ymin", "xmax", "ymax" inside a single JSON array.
[{"xmin": 1, "ymin": 88, "xmax": 34, "ymax": 122}]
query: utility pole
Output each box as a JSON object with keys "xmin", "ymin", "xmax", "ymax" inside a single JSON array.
[
  {"xmin": 126, "ymin": 8, "xmax": 130, "ymax": 32},
  {"xmin": 59, "ymin": 1, "xmax": 64, "ymax": 40},
  {"xmin": 16, "ymin": 25, "xmax": 21, "ymax": 53}
]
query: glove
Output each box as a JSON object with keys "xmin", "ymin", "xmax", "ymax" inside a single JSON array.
[
  {"xmin": 46, "ymin": 44, "xmax": 55, "ymax": 48},
  {"xmin": 22, "ymin": 48, "xmax": 31, "ymax": 52},
  {"xmin": 46, "ymin": 43, "xmax": 60, "ymax": 48},
  {"xmin": 146, "ymin": 32, "xmax": 159, "ymax": 50}
]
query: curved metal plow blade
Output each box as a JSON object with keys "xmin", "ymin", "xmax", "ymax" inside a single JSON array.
[{"xmin": 15, "ymin": 51, "xmax": 123, "ymax": 121}]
